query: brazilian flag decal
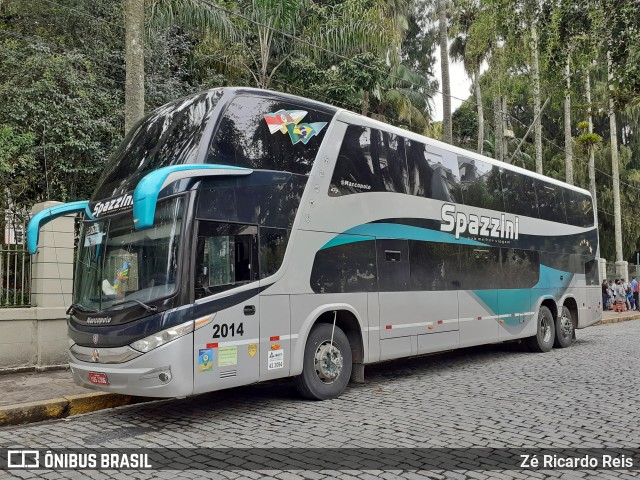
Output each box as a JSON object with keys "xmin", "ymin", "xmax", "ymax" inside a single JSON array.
[{"xmin": 285, "ymin": 122, "xmax": 328, "ymax": 145}]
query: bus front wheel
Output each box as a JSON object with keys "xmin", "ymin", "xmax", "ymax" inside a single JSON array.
[
  {"xmin": 295, "ymin": 323, "xmax": 352, "ymax": 400},
  {"xmin": 525, "ymin": 306, "xmax": 555, "ymax": 353}
]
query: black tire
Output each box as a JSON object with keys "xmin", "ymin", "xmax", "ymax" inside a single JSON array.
[
  {"xmin": 554, "ymin": 305, "xmax": 574, "ymax": 348},
  {"xmin": 295, "ymin": 323, "xmax": 352, "ymax": 400},
  {"xmin": 525, "ymin": 306, "xmax": 555, "ymax": 353}
]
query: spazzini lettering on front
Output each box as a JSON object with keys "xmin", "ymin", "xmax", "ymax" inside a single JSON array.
[
  {"xmin": 440, "ymin": 204, "xmax": 519, "ymax": 240},
  {"xmin": 91, "ymin": 193, "xmax": 133, "ymax": 218}
]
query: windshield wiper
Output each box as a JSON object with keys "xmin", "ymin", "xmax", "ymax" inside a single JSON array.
[
  {"xmin": 110, "ymin": 298, "xmax": 158, "ymax": 314},
  {"xmin": 67, "ymin": 303, "xmax": 97, "ymax": 315}
]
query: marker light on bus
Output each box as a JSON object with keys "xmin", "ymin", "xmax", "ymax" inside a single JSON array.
[{"xmin": 130, "ymin": 315, "xmax": 213, "ymax": 353}]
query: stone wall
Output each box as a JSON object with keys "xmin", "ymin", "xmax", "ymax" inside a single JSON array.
[{"xmin": 0, "ymin": 201, "xmax": 73, "ymax": 372}]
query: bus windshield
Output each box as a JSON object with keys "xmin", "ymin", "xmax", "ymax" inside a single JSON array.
[{"xmin": 73, "ymin": 197, "xmax": 184, "ymax": 312}]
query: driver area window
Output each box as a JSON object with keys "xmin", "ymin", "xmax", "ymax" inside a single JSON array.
[{"xmin": 195, "ymin": 221, "xmax": 258, "ymax": 299}]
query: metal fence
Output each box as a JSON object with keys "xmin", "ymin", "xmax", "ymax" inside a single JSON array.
[
  {"xmin": 1, "ymin": 212, "xmax": 30, "ymax": 307},
  {"xmin": 604, "ymin": 262, "xmax": 640, "ymax": 280}
]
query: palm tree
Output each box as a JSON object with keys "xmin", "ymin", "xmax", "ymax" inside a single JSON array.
[
  {"xmin": 437, "ymin": 0, "xmax": 452, "ymax": 144},
  {"xmin": 124, "ymin": 0, "xmax": 235, "ymax": 132},
  {"xmin": 372, "ymin": 63, "xmax": 436, "ymax": 133},
  {"xmin": 449, "ymin": 0, "xmax": 489, "ymax": 154},
  {"xmin": 125, "ymin": 0, "xmax": 145, "ymax": 133}
]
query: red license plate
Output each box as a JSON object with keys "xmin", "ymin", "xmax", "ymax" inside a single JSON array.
[{"xmin": 88, "ymin": 372, "xmax": 109, "ymax": 385}]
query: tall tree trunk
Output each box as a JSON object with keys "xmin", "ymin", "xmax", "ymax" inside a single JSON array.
[
  {"xmin": 564, "ymin": 54, "xmax": 574, "ymax": 184},
  {"xmin": 474, "ymin": 68, "xmax": 484, "ymax": 155},
  {"xmin": 609, "ymin": 52, "xmax": 623, "ymax": 263},
  {"xmin": 493, "ymin": 96, "xmax": 503, "ymax": 161},
  {"xmin": 124, "ymin": 0, "xmax": 145, "ymax": 134},
  {"xmin": 531, "ymin": 21, "xmax": 543, "ymax": 174},
  {"xmin": 438, "ymin": 0, "xmax": 452, "ymax": 144},
  {"xmin": 585, "ymin": 71, "xmax": 597, "ymax": 226},
  {"xmin": 501, "ymin": 95, "xmax": 509, "ymax": 160},
  {"xmin": 362, "ymin": 91, "xmax": 370, "ymax": 117}
]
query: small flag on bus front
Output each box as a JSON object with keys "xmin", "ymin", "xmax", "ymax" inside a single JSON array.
[
  {"xmin": 263, "ymin": 110, "xmax": 327, "ymax": 145},
  {"xmin": 285, "ymin": 122, "xmax": 327, "ymax": 145},
  {"xmin": 263, "ymin": 110, "xmax": 307, "ymax": 134}
]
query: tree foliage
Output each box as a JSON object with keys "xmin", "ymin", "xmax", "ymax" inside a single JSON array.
[{"xmin": 1, "ymin": 0, "xmax": 640, "ymax": 264}]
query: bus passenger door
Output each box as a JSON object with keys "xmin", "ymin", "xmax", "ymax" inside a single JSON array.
[{"xmin": 192, "ymin": 221, "xmax": 261, "ymax": 394}]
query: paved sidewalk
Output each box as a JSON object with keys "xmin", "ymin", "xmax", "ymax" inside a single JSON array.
[
  {"xmin": 0, "ymin": 369, "xmax": 87, "ymax": 407},
  {"xmin": 600, "ymin": 308, "xmax": 640, "ymax": 323},
  {"xmin": 0, "ymin": 309, "xmax": 638, "ymax": 427},
  {"xmin": 0, "ymin": 369, "xmax": 148, "ymax": 427}
]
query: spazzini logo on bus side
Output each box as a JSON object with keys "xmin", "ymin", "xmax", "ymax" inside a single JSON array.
[{"xmin": 440, "ymin": 204, "xmax": 520, "ymax": 240}]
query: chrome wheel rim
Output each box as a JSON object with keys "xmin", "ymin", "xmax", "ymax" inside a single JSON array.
[
  {"xmin": 560, "ymin": 313, "xmax": 573, "ymax": 340},
  {"xmin": 541, "ymin": 315, "xmax": 553, "ymax": 343},
  {"xmin": 314, "ymin": 341, "xmax": 343, "ymax": 384}
]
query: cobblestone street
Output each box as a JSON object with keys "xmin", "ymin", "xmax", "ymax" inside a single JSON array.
[{"xmin": 1, "ymin": 320, "xmax": 639, "ymax": 479}]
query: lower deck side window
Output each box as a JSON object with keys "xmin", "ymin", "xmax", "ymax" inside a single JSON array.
[{"xmin": 194, "ymin": 221, "xmax": 258, "ymax": 299}]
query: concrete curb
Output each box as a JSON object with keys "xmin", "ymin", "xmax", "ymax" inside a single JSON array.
[
  {"xmin": 596, "ymin": 313, "xmax": 640, "ymax": 325},
  {"xmin": 0, "ymin": 393, "xmax": 148, "ymax": 427}
]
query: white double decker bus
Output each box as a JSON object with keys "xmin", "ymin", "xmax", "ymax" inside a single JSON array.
[{"xmin": 28, "ymin": 88, "xmax": 601, "ymax": 400}]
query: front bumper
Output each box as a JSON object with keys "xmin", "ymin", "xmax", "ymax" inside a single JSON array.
[{"xmin": 68, "ymin": 333, "xmax": 194, "ymax": 398}]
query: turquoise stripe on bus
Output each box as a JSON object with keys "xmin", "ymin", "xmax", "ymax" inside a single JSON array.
[
  {"xmin": 321, "ymin": 223, "xmax": 488, "ymax": 250},
  {"xmin": 473, "ymin": 265, "xmax": 573, "ymax": 318}
]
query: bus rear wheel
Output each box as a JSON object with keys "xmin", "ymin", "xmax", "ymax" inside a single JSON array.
[
  {"xmin": 525, "ymin": 306, "xmax": 555, "ymax": 353},
  {"xmin": 295, "ymin": 323, "xmax": 352, "ymax": 400},
  {"xmin": 554, "ymin": 306, "xmax": 574, "ymax": 348}
]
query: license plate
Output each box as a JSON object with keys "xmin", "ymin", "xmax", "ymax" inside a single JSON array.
[{"xmin": 88, "ymin": 372, "xmax": 109, "ymax": 385}]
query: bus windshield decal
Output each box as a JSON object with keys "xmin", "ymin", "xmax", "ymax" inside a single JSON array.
[{"xmin": 263, "ymin": 109, "xmax": 327, "ymax": 145}]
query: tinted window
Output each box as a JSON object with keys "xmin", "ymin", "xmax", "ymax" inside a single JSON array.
[
  {"xmin": 501, "ymin": 248, "xmax": 540, "ymax": 289},
  {"xmin": 260, "ymin": 227, "xmax": 289, "ymax": 278},
  {"xmin": 409, "ymin": 241, "xmax": 461, "ymax": 291},
  {"xmin": 329, "ymin": 126, "xmax": 383, "ymax": 195},
  {"xmin": 404, "ymin": 140, "xmax": 461, "ymax": 202},
  {"xmin": 194, "ymin": 221, "xmax": 258, "ymax": 299},
  {"xmin": 458, "ymin": 157, "xmax": 504, "ymax": 211},
  {"xmin": 208, "ymin": 95, "xmax": 333, "ymax": 175},
  {"xmin": 405, "ymin": 140, "xmax": 433, "ymax": 197},
  {"xmin": 564, "ymin": 188, "xmax": 594, "ymax": 227},
  {"xmin": 584, "ymin": 257, "xmax": 599, "ymax": 286},
  {"xmin": 310, "ymin": 240, "xmax": 377, "ymax": 293},
  {"xmin": 429, "ymin": 150, "xmax": 462, "ymax": 203},
  {"xmin": 536, "ymin": 180, "xmax": 567, "ymax": 223},
  {"xmin": 499, "ymin": 169, "xmax": 539, "ymax": 218},
  {"xmin": 196, "ymin": 172, "xmax": 307, "ymax": 229},
  {"xmin": 459, "ymin": 245, "xmax": 502, "ymax": 290},
  {"xmin": 377, "ymin": 132, "xmax": 408, "ymax": 193},
  {"xmin": 94, "ymin": 91, "xmax": 222, "ymax": 199},
  {"xmin": 376, "ymin": 239, "xmax": 409, "ymax": 291},
  {"xmin": 540, "ymin": 252, "xmax": 583, "ymax": 274}
]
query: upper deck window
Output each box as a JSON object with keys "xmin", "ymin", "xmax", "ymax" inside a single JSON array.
[
  {"xmin": 536, "ymin": 179, "xmax": 567, "ymax": 223},
  {"xmin": 564, "ymin": 188, "xmax": 594, "ymax": 227},
  {"xmin": 208, "ymin": 95, "xmax": 334, "ymax": 176},
  {"xmin": 458, "ymin": 157, "xmax": 504, "ymax": 211},
  {"xmin": 94, "ymin": 91, "xmax": 222, "ymax": 199}
]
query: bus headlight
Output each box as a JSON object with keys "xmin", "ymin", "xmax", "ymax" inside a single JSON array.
[
  {"xmin": 130, "ymin": 320, "xmax": 194, "ymax": 353},
  {"xmin": 129, "ymin": 315, "xmax": 213, "ymax": 353}
]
